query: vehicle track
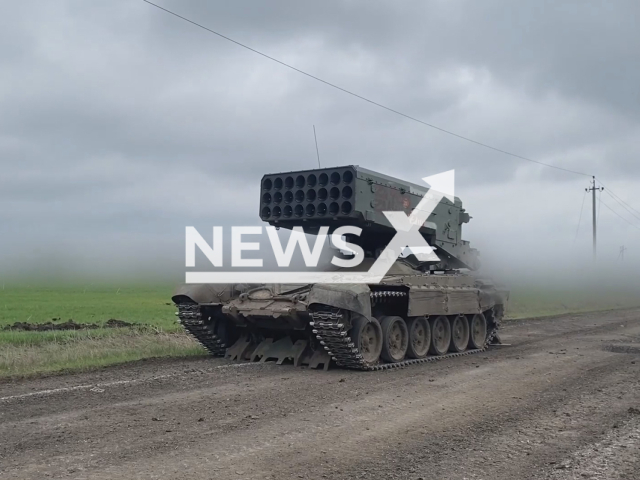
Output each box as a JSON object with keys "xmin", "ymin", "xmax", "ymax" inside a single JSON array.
[{"xmin": 309, "ymin": 306, "xmax": 498, "ymax": 370}]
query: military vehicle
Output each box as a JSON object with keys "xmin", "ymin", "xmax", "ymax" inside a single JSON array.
[{"xmin": 173, "ymin": 165, "xmax": 508, "ymax": 370}]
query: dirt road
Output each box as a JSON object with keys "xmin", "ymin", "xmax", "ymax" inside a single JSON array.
[{"xmin": 1, "ymin": 309, "xmax": 639, "ymax": 480}]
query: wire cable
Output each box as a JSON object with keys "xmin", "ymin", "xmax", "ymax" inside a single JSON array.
[
  {"xmin": 599, "ymin": 185, "xmax": 640, "ymax": 222},
  {"xmin": 573, "ymin": 190, "xmax": 587, "ymax": 244},
  {"xmin": 142, "ymin": 0, "xmax": 593, "ymax": 177},
  {"xmin": 596, "ymin": 178, "xmax": 640, "ymax": 215},
  {"xmin": 609, "ymin": 189, "xmax": 640, "ymax": 217},
  {"xmin": 600, "ymin": 199, "xmax": 640, "ymax": 230}
]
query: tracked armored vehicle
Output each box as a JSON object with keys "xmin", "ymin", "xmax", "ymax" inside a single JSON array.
[{"xmin": 173, "ymin": 166, "xmax": 508, "ymax": 370}]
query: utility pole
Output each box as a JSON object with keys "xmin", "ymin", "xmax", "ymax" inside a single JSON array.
[
  {"xmin": 619, "ymin": 245, "xmax": 627, "ymax": 261},
  {"xmin": 586, "ymin": 176, "xmax": 604, "ymax": 261}
]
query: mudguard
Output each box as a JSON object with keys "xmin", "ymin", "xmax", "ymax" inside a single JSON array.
[
  {"xmin": 308, "ymin": 284, "xmax": 372, "ymax": 321},
  {"xmin": 172, "ymin": 283, "xmax": 236, "ymax": 305}
]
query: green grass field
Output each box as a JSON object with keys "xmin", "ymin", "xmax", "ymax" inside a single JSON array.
[
  {"xmin": 0, "ymin": 284, "xmax": 178, "ymax": 331},
  {"xmin": 506, "ymin": 286, "xmax": 640, "ymax": 319},
  {"xmin": 1, "ymin": 282, "xmax": 639, "ymax": 379},
  {"xmin": 0, "ymin": 283, "xmax": 203, "ymax": 378}
]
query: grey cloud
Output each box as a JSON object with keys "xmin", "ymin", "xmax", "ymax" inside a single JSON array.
[{"xmin": 1, "ymin": 0, "xmax": 639, "ymax": 281}]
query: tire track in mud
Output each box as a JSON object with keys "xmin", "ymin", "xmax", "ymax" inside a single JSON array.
[{"xmin": 0, "ymin": 362, "xmax": 255, "ymax": 402}]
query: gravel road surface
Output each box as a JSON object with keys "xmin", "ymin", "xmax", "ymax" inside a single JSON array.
[{"xmin": 1, "ymin": 309, "xmax": 639, "ymax": 480}]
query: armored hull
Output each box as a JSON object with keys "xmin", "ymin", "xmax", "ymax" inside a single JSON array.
[
  {"xmin": 174, "ymin": 165, "xmax": 508, "ymax": 370},
  {"xmin": 173, "ymin": 261, "xmax": 508, "ymax": 370}
]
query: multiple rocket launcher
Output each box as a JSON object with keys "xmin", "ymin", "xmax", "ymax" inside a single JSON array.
[{"xmin": 260, "ymin": 165, "xmax": 479, "ymax": 270}]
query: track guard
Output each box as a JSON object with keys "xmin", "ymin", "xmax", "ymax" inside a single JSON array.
[{"xmin": 308, "ymin": 284, "xmax": 372, "ymax": 321}]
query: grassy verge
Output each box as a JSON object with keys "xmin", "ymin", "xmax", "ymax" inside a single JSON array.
[
  {"xmin": 0, "ymin": 330, "xmax": 204, "ymax": 378},
  {"xmin": 1, "ymin": 282, "xmax": 639, "ymax": 379}
]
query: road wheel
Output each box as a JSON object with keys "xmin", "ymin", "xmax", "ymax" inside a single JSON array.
[
  {"xmin": 380, "ymin": 316, "xmax": 409, "ymax": 363},
  {"xmin": 351, "ymin": 316, "xmax": 383, "ymax": 365},
  {"xmin": 468, "ymin": 313, "xmax": 487, "ymax": 350},
  {"xmin": 429, "ymin": 315, "xmax": 451, "ymax": 356},
  {"xmin": 449, "ymin": 315, "xmax": 469, "ymax": 353},
  {"xmin": 406, "ymin": 316, "xmax": 430, "ymax": 359}
]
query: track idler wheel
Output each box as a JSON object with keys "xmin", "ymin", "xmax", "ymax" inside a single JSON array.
[
  {"xmin": 406, "ymin": 316, "xmax": 430, "ymax": 359},
  {"xmin": 351, "ymin": 316, "xmax": 383, "ymax": 366},
  {"xmin": 380, "ymin": 316, "xmax": 409, "ymax": 363},
  {"xmin": 428, "ymin": 315, "xmax": 451, "ymax": 356},
  {"xmin": 449, "ymin": 315, "xmax": 470, "ymax": 353},
  {"xmin": 468, "ymin": 313, "xmax": 487, "ymax": 350}
]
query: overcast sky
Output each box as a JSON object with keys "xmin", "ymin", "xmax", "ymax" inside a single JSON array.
[{"xmin": 1, "ymin": 0, "xmax": 639, "ymax": 283}]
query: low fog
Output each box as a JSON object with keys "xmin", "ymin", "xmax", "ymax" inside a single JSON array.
[{"xmin": 1, "ymin": 1, "xmax": 639, "ymax": 289}]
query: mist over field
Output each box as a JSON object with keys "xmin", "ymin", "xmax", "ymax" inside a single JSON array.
[{"xmin": 1, "ymin": 0, "xmax": 639, "ymax": 291}]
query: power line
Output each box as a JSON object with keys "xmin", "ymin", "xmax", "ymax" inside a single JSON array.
[
  {"xmin": 608, "ymin": 189, "xmax": 640, "ymax": 217},
  {"xmin": 573, "ymin": 190, "xmax": 587, "ymax": 244},
  {"xmin": 600, "ymin": 199, "xmax": 640, "ymax": 230},
  {"xmin": 596, "ymin": 179, "xmax": 640, "ymax": 216},
  {"xmin": 142, "ymin": 0, "xmax": 593, "ymax": 178},
  {"xmin": 601, "ymin": 187, "xmax": 640, "ymax": 222}
]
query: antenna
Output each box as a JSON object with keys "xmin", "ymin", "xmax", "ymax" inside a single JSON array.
[{"xmin": 313, "ymin": 125, "xmax": 321, "ymax": 168}]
